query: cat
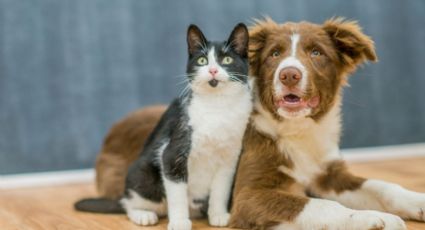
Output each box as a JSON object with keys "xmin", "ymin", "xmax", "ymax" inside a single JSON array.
[{"xmin": 75, "ymin": 23, "xmax": 252, "ymax": 230}]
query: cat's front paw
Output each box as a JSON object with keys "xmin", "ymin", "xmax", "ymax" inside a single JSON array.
[
  {"xmin": 209, "ymin": 212, "xmax": 230, "ymax": 227},
  {"xmin": 168, "ymin": 218, "xmax": 192, "ymax": 230},
  {"xmin": 127, "ymin": 209, "xmax": 158, "ymax": 226}
]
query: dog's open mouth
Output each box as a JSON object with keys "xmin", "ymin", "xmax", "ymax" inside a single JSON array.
[
  {"xmin": 283, "ymin": 94, "xmax": 301, "ymax": 104},
  {"xmin": 276, "ymin": 93, "xmax": 320, "ymax": 111}
]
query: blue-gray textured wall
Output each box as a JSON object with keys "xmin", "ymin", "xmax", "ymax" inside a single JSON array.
[{"xmin": 0, "ymin": 0, "xmax": 424, "ymax": 174}]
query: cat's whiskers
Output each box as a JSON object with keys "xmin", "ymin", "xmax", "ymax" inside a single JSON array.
[
  {"xmin": 227, "ymin": 71, "xmax": 248, "ymax": 76},
  {"xmin": 230, "ymin": 77, "xmax": 244, "ymax": 84},
  {"xmin": 177, "ymin": 79, "xmax": 189, "ymax": 86},
  {"xmin": 174, "ymin": 73, "xmax": 197, "ymax": 86},
  {"xmin": 174, "ymin": 73, "xmax": 197, "ymax": 79},
  {"xmin": 179, "ymin": 84, "xmax": 191, "ymax": 98},
  {"xmin": 227, "ymin": 72, "xmax": 248, "ymax": 80},
  {"xmin": 229, "ymin": 74, "xmax": 247, "ymax": 78}
]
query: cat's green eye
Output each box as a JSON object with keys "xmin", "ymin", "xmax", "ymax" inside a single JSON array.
[
  {"xmin": 197, "ymin": 57, "xmax": 208, "ymax": 65},
  {"xmin": 222, "ymin": 56, "xmax": 233, "ymax": 65}
]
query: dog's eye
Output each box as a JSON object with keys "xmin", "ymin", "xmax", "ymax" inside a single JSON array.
[
  {"xmin": 311, "ymin": 49, "xmax": 322, "ymax": 57},
  {"xmin": 197, "ymin": 56, "xmax": 208, "ymax": 65},
  {"xmin": 271, "ymin": 50, "xmax": 280, "ymax": 58}
]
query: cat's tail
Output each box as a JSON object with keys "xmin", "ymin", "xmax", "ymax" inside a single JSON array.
[{"xmin": 74, "ymin": 197, "xmax": 125, "ymax": 214}]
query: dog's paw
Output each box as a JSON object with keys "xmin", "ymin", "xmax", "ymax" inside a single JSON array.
[
  {"xmin": 209, "ymin": 212, "xmax": 231, "ymax": 227},
  {"xmin": 364, "ymin": 180, "xmax": 425, "ymax": 221},
  {"xmin": 396, "ymin": 192, "xmax": 425, "ymax": 221},
  {"xmin": 348, "ymin": 210, "xmax": 406, "ymax": 230},
  {"xmin": 383, "ymin": 189, "xmax": 425, "ymax": 221},
  {"xmin": 127, "ymin": 209, "xmax": 158, "ymax": 226},
  {"xmin": 168, "ymin": 218, "xmax": 192, "ymax": 230}
]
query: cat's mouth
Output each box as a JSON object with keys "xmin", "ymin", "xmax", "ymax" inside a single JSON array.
[{"xmin": 208, "ymin": 79, "xmax": 219, "ymax": 87}]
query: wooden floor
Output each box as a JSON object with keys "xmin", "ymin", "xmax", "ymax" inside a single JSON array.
[{"xmin": 1, "ymin": 157, "xmax": 425, "ymax": 230}]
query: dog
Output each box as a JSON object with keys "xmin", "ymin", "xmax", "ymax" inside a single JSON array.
[
  {"xmin": 228, "ymin": 18, "xmax": 425, "ymax": 229},
  {"xmin": 95, "ymin": 105, "xmax": 166, "ymax": 199}
]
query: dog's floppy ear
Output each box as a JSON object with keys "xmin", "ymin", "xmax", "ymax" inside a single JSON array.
[
  {"xmin": 249, "ymin": 17, "xmax": 278, "ymax": 76},
  {"xmin": 323, "ymin": 18, "xmax": 377, "ymax": 72}
]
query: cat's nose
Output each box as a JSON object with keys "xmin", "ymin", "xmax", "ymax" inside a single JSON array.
[{"xmin": 209, "ymin": 67, "xmax": 218, "ymax": 76}]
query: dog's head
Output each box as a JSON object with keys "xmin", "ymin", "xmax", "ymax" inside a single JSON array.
[{"xmin": 250, "ymin": 18, "xmax": 377, "ymax": 120}]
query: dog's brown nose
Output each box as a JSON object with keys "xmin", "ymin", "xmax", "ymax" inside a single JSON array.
[{"xmin": 279, "ymin": 67, "xmax": 302, "ymax": 87}]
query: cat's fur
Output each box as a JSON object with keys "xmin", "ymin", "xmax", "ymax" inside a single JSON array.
[{"xmin": 75, "ymin": 23, "xmax": 252, "ymax": 230}]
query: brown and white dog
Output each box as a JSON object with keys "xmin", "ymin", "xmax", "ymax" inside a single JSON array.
[{"xmin": 229, "ymin": 18, "xmax": 425, "ymax": 229}]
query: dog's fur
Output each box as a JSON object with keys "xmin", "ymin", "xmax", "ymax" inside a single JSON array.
[
  {"xmin": 228, "ymin": 18, "xmax": 425, "ymax": 229},
  {"xmin": 95, "ymin": 105, "xmax": 166, "ymax": 199}
]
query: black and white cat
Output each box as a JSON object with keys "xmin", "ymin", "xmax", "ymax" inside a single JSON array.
[{"xmin": 75, "ymin": 23, "xmax": 252, "ymax": 230}]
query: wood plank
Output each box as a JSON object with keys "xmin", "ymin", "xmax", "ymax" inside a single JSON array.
[{"xmin": 1, "ymin": 157, "xmax": 425, "ymax": 229}]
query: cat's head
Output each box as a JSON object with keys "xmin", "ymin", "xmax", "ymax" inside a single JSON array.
[{"xmin": 186, "ymin": 23, "xmax": 249, "ymax": 95}]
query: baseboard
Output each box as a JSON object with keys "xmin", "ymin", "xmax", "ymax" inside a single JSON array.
[
  {"xmin": 1, "ymin": 143, "xmax": 425, "ymax": 190},
  {"xmin": 0, "ymin": 169, "xmax": 94, "ymax": 190},
  {"xmin": 341, "ymin": 143, "xmax": 425, "ymax": 162}
]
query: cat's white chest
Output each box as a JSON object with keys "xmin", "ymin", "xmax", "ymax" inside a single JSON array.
[{"xmin": 186, "ymin": 92, "xmax": 252, "ymax": 201}]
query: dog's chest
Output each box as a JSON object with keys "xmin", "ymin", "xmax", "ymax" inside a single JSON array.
[
  {"xmin": 253, "ymin": 108, "xmax": 341, "ymax": 187},
  {"xmin": 278, "ymin": 120, "xmax": 340, "ymax": 186},
  {"xmin": 186, "ymin": 94, "xmax": 251, "ymax": 199}
]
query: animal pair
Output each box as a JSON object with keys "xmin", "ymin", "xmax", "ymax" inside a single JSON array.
[{"xmin": 80, "ymin": 18, "xmax": 425, "ymax": 230}]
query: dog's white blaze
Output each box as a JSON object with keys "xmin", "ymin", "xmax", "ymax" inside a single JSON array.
[
  {"xmin": 273, "ymin": 33, "xmax": 309, "ymax": 97},
  {"xmin": 290, "ymin": 33, "xmax": 308, "ymax": 90},
  {"xmin": 290, "ymin": 33, "xmax": 300, "ymax": 57}
]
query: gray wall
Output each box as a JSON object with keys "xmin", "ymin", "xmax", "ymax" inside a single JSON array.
[{"xmin": 0, "ymin": 0, "xmax": 424, "ymax": 174}]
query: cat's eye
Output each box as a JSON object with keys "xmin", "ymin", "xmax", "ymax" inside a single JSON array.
[
  {"xmin": 222, "ymin": 56, "xmax": 233, "ymax": 65},
  {"xmin": 311, "ymin": 49, "xmax": 322, "ymax": 57},
  {"xmin": 271, "ymin": 50, "xmax": 280, "ymax": 58},
  {"xmin": 197, "ymin": 57, "xmax": 208, "ymax": 65}
]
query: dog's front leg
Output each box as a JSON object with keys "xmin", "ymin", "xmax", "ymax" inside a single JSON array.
[
  {"xmin": 230, "ymin": 187, "xmax": 405, "ymax": 230},
  {"xmin": 310, "ymin": 160, "xmax": 425, "ymax": 221}
]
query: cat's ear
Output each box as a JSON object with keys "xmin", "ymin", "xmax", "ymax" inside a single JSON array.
[
  {"xmin": 226, "ymin": 23, "xmax": 249, "ymax": 57},
  {"xmin": 187, "ymin": 24, "xmax": 207, "ymax": 55}
]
